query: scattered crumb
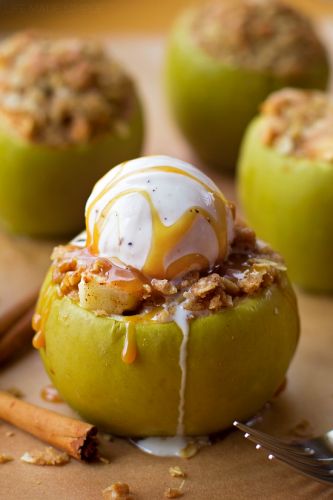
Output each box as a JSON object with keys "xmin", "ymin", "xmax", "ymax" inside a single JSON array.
[
  {"xmin": 0, "ymin": 453, "xmax": 14, "ymax": 464},
  {"xmin": 100, "ymin": 432, "xmax": 114, "ymax": 442},
  {"xmin": 99, "ymin": 456, "xmax": 111, "ymax": 464},
  {"xmin": 35, "ymin": 480, "xmax": 42, "ymax": 485},
  {"xmin": 5, "ymin": 431, "xmax": 14, "ymax": 437},
  {"xmin": 164, "ymin": 487, "xmax": 184, "ymax": 498},
  {"xmin": 102, "ymin": 482, "xmax": 133, "ymax": 499},
  {"xmin": 169, "ymin": 466, "xmax": 186, "ymax": 478},
  {"xmin": 179, "ymin": 441, "xmax": 199, "ymax": 459},
  {"xmin": 288, "ymin": 419, "xmax": 314, "ymax": 438},
  {"xmin": 5, "ymin": 387, "xmax": 24, "ymax": 398},
  {"xmin": 21, "ymin": 447, "xmax": 70, "ymax": 466}
]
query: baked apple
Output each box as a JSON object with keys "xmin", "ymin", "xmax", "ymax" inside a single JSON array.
[
  {"xmin": 0, "ymin": 32, "xmax": 144, "ymax": 237},
  {"xmin": 238, "ymin": 88, "xmax": 333, "ymax": 292},
  {"xmin": 165, "ymin": 0, "xmax": 329, "ymax": 172},
  {"xmin": 33, "ymin": 155, "xmax": 299, "ymax": 436}
]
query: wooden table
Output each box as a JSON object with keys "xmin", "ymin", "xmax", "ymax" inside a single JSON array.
[{"xmin": 1, "ymin": 27, "xmax": 333, "ymax": 500}]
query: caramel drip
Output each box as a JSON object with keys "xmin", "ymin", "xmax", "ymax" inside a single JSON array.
[
  {"xmin": 32, "ymin": 277, "xmax": 56, "ymax": 350},
  {"xmin": 87, "ymin": 165, "xmax": 227, "ymax": 228},
  {"xmin": 31, "ymin": 313, "xmax": 41, "ymax": 332},
  {"xmin": 41, "ymin": 384, "xmax": 63, "ymax": 403},
  {"xmin": 87, "ymin": 179, "xmax": 229, "ymax": 279},
  {"xmin": 32, "ymin": 330, "xmax": 45, "ymax": 349},
  {"xmin": 121, "ymin": 322, "xmax": 137, "ymax": 364},
  {"xmin": 120, "ymin": 309, "xmax": 159, "ymax": 364}
]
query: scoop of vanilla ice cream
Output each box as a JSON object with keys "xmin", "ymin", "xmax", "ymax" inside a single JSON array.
[{"xmin": 85, "ymin": 155, "xmax": 234, "ymax": 279}]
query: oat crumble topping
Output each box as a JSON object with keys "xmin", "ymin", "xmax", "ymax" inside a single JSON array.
[
  {"xmin": 50, "ymin": 221, "xmax": 285, "ymax": 318},
  {"xmin": 0, "ymin": 32, "xmax": 135, "ymax": 146},
  {"xmin": 191, "ymin": 0, "xmax": 326, "ymax": 78},
  {"xmin": 261, "ymin": 88, "xmax": 333, "ymax": 162},
  {"xmin": 20, "ymin": 447, "xmax": 70, "ymax": 465}
]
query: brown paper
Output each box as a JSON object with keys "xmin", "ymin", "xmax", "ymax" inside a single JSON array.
[{"xmin": 0, "ymin": 37, "xmax": 333, "ymax": 500}]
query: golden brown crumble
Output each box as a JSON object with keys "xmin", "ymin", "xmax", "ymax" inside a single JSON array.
[
  {"xmin": 20, "ymin": 447, "xmax": 70, "ymax": 465},
  {"xmin": 0, "ymin": 32, "xmax": 135, "ymax": 146},
  {"xmin": 191, "ymin": 0, "xmax": 327, "ymax": 78},
  {"xmin": 5, "ymin": 387, "xmax": 24, "ymax": 398},
  {"xmin": 151, "ymin": 279, "xmax": 177, "ymax": 295},
  {"xmin": 102, "ymin": 482, "xmax": 133, "ymax": 499},
  {"xmin": 169, "ymin": 466, "xmax": 186, "ymax": 478},
  {"xmin": 261, "ymin": 88, "xmax": 333, "ymax": 162},
  {"xmin": 0, "ymin": 453, "xmax": 14, "ymax": 464},
  {"xmin": 164, "ymin": 487, "xmax": 184, "ymax": 498},
  {"xmin": 287, "ymin": 419, "xmax": 314, "ymax": 439},
  {"xmin": 5, "ymin": 431, "xmax": 14, "ymax": 437},
  {"xmin": 51, "ymin": 222, "xmax": 285, "ymax": 316}
]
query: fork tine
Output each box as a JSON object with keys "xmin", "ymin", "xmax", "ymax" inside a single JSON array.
[
  {"xmin": 234, "ymin": 422, "xmax": 313, "ymax": 455},
  {"xmin": 234, "ymin": 421, "xmax": 333, "ymax": 464},
  {"xmin": 234, "ymin": 422, "xmax": 333, "ymax": 485},
  {"xmin": 232, "ymin": 424, "xmax": 322, "ymax": 467},
  {"xmin": 244, "ymin": 432, "xmax": 333, "ymax": 476},
  {"xmin": 264, "ymin": 450, "xmax": 333, "ymax": 484}
]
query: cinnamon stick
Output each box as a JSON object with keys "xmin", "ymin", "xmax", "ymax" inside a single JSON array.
[
  {"xmin": 0, "ymin": 391, "xmax": 98, "ymax": 461},
  {"xmin": 0, "ymin": 307, "xmax": 35, "ymax": 365}
]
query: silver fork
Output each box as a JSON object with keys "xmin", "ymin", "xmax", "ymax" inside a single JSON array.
[{"xmin": 233, "ymin": 421, "xmax": 333, "ymax": 485}]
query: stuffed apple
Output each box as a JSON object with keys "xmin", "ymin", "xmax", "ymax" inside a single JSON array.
[
  {"xmin": 34, "ymin": 155, "xmax": 299, "ymax": 437},
  {"xmin": 165, "ymin": 0, "xmax": 329, "ymax": 172},
  {"xmin": 238, "ymin": 88, "xmax": 333, "ymax": 292},
  {"xmin": 0, "ymin": 32, "xmax": 144, "ymax": 237}
]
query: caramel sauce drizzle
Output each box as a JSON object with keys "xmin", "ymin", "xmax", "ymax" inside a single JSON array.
[
  {"xmin": 32, "ymin": 277, "xmax": 56, "ymax": 350},
  {"xmin": 41, "ymin": 384, "xmax": 63, "ymax": 403},
  {"xmin": 122, "ymin": 322, "xmax": 137, "ymax": 364},
  {"xmin": 86, "ymin": 163, "xmax": 230, "ymax": 279},
  {"xmin": 121, "ymin": 309, "xmax": 160, "ymax": 364}
]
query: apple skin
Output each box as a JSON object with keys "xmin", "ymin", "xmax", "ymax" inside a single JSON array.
[
  {"xmin": 238, "ymin": 117, "xmax": 333, "ymax": 293},
  {"xmin": 165, "ymin": 11, "xmax": 329, "ymax": 173},
  {"xmin": 0, "ymin": 95, "xmax": 144, "ymax": 237},
  {"xmin": 38, "ymin": 271, "xmax": 299, "ymax": 436}
]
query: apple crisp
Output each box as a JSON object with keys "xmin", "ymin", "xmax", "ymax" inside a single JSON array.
[
  {"xmin": 261, "ymin": 88, "xmax": 333, "ymax": 162},
  {"xmin": 191, "ymin": 0, "xmax": 326, "ymax": 78},
  {"xmin": 50, "ymin": 221, "xmax": 286, "ymax": 317},
  {"xmin": 0, "ymin": 32, "xmax": 135, "ymax": 146}
]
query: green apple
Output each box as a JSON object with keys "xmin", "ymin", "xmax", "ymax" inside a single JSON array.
[
  {"xmin": 37, "ymin": 271, "xmax": 299, "ymax": 436},
  {"xmin": 238, "ymin": 117, "xmax": 333, "ymax": 292},
  {"xmin": 0, "ymin": 94, "xmax": 143, "ymax": 237},
  {"xmin": 165, "ymin": 9, "xmax": 329, "ymax": 173}
]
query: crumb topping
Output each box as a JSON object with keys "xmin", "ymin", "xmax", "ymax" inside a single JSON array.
[
  {"xmin": 50, "ymin": 221, "xmax": 285, "ymax": 318},
  {"xmin": 20, "ymin": 447, "xmax": 70, "ymax": 465},
  {"xmin": 191, "ymin": 0, "xmax": 326, "ymax": 77},
  {"xmin": 0, "ymin": 32, "xmax": 135, "ymax": 146},
  {"xmin": 261, "ymin": 88, "xmax": 333, "ymax": 162}
]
